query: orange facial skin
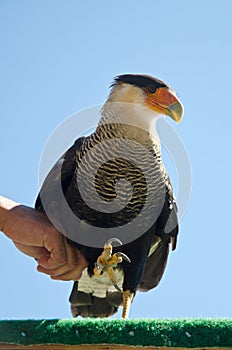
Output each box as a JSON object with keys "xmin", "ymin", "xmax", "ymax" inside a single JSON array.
[{"xmin": 146, "ymin": 87, "xmax": 183, "ymax": 123}]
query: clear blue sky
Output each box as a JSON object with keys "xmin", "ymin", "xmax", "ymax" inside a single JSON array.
[{"xmin": 0, "ymin": 0, "xmax": 232, "ymax": 319}]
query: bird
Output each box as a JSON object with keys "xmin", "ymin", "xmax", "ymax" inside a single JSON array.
[{"xmin": 35, "ymin": 74, "xmax": 184, "ymax": 319}]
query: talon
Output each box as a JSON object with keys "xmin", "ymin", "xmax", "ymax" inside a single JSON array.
[
  {"xmin": 116, "ymin": 252, "xmax": 131, "ymax": 263},
  {"xmin": 108, "ymin": 266, "xmax": 122, "ymax": 291},
  {"xmin": 114, "ymin": 284, "xmax": 122, "ymax": 292},
  {"xmin": 122, "ymin": 290, "xmax": 134, "ymax": 319},
  {"xmin": 105, "ymin": 238, "xmax": 122, "ymax": 246}
]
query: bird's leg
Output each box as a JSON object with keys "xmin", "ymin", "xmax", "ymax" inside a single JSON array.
[{"xmin": 122, "ymin": 290, "xmax": 134, "ymax": 319}]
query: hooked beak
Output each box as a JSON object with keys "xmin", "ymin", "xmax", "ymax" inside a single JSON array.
[
  {"xmin": 165, "ymin": 99, "xmax": 184, "ymax": 123},
  {"xmin": 146, "ymin": 87, "xmax": 184, "ymax": 123}
]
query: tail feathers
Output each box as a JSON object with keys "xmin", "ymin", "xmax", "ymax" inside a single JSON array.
[{"xmin": 69, "ymin": 282, "xmax": 123, "ymax": 318}]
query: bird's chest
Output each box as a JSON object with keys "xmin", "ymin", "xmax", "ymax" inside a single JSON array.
[{"xmin": 76, "ymin": 144, "xmax": 165, "ymax": 217}]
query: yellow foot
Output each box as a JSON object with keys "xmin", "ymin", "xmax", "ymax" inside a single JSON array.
[
  {"xmin": 122, "ymin": 290, "xmax": 134, "ymax": 319},
  {"xmin": 94, "ymin": 238, "xmax": 130, "ymax": 275},
  {"xmin": 93, "ymin": 238, "xmax": 131, "ymax": 291}
]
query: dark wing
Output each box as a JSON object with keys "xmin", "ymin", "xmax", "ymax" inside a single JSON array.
[
  {"xmin": 138, "ymin": 178, "xmax": 178, "ymax": 291},
  {"xmin": 35, "ymin": 137, "xmax": 86, "ymax": 221}
]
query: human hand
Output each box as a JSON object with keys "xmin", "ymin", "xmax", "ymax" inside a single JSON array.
[{"xmin": 0, "ymin": 195, "xmax": 88, "ymax": 280}]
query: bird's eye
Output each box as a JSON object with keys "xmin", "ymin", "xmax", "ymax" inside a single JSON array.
[{"xmin": 147, "ymin": 84, "xmax": 157, "ymax": 94}]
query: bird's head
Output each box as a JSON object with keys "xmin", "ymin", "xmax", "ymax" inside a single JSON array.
[{"xmin": 106, "ymin": 74, "xmax": 184, "ymax": 124}]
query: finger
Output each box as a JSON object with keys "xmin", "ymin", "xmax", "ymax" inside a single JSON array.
[
  {"xmin": 37, "ymin": 244, "xmax": 88, "ymax": 280},
  {"xmin": 40, "ymin": 230, "xmax": 67, "ymax": 269},
  {"xmin": 51, "ymin": 271, "xmax": 83, "ymax": 281},
  {"xmin": 13, "ymin": 242, "xmax": 49, "ymax": 258},
  {"xmin": 38, "ymin": 237, "xmax": 78, "ymax": 275},
  {"xmin": 49, "ymin": 248, "xmax": 88, "ymax": 280},
  {"xmin": 37, "ymin": 261, "xmax": 83, "ymax": 280}
]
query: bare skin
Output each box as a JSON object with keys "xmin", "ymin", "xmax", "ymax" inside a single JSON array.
[{"xmin": 0, "ymin": 195, "xmax": 88, "ymax": 281}]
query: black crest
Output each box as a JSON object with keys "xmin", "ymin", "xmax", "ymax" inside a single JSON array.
[{"xmin": 113, "ymin": 74, "xmax": 168, "ymax": 91}]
